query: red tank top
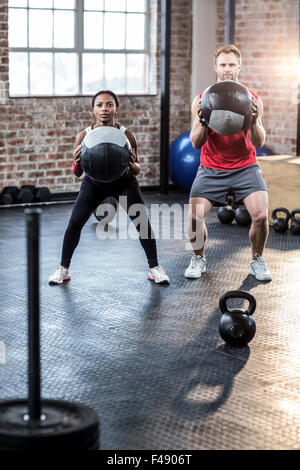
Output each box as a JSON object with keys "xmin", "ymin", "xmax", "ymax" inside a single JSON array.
[{"xmin": 199, "ymin": 88, "xmax": 258, "ymax": 170}]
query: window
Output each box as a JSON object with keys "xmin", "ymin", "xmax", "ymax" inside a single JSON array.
[{"xmin": 8, "ymin": 0, "xmax": 154, "ymax": 96}]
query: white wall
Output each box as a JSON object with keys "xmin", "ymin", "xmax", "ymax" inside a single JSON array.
[{"xmin": 191, "ymin": 0, "xmax": 218, "ymax": 101}]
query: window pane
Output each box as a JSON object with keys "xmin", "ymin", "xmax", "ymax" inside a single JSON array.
[
  {"xmin": 104, "ymin": 13, "xmax": 125, "ymax": 49},
  {"xmin": 54, "ymin": 11, "xmax": 74, "ymax": 48},
  {"xmin": 84, "ymin": 0, "xmax": 103, "ymax": 10},
  {"xmin": 54, "ymin": 0, "xmax": 74, "ymax": 8},
  {"xmin": 29, "ymin": 10, "xmax": 52, "ymax": 47},
  {"xmin": 55, "ymin": 53, "xmax": 77, "ymax": 94},
  {"xmin": 9, "ymin": 52, "xmax": 28, "ymax": 95},
  {"xmin": 9, "ymin": 8, "xmax": 27, "ymax": 47},
  {"xmin": 127, "ymin": 0, "xmax": 146, "ymax": 12},
  {"xmin": 105, "ymin": 53, "xmax": 125, "ymax": 93},
  {"xmin": 126, "ymin": 14, "xmax": 144, "ymax": 49},
  {"xmin": 104, "ymin": 0, "xmax": 125, "ymax": 11},
  {"xmin": 127, "ymin": 54, "xmax": 146, "ymax": 93},
  {"xmin": 30, "ymin": 53, "xmax": 52, "ymax": 95},
  {"xmin": 82, "ymin": 53, "xmax": 104, "ymax": 93},
  {"xmin": 29, "ymin": 0, "xmax": 52, "ymax": 7},
  {"xmin": 84, "ymin": 12, "xmax": 103, "ymax": 49},
  {"xmin": 8, "ymin": 0, "xmax": 27, "ymax": 6}
]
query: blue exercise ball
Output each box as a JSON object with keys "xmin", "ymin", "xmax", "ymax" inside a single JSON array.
[
  {"xmin": 256, "ymin": 145, "xmax": 274, "ymax": 156},
  {"xmin": 169, "ymin": 132, "xmax": 201, "ymax": 191}
]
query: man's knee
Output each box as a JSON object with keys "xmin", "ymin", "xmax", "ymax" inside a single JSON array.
[{"xmin": 251, "ymin": 210, "xmax": 268, "ymax": 226}]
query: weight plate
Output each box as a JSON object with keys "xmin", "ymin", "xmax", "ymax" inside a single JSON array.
[{"xmin": 0, "ymin": 399, "xmax": 100, "ymax": 450}]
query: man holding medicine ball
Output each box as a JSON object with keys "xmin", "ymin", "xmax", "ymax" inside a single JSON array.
[{"xmin": 185, "ymin": 45, "xmax": 272, "ymax": 282}]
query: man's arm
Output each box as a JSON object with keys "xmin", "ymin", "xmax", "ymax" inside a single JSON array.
[
  {"xmin": 190, "ymin": 95, "xmax": 208, "ymax": 149},
  {"xmin": 250, "ymin": 95, "xmax": 266, "ymax": 148}
]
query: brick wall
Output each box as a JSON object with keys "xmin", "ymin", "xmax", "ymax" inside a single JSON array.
[
  {"xmin": 0, "ymin": 0, "xmax": 193, "ymax": 193},
  {"xmin": 217, "ymin": 0, "xmax": 299, "ymax": 155}
]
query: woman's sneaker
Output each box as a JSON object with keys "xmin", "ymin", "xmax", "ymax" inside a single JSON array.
[
  {"xmin": 148, "ymin": 265, "xmax": 170, "ymax": 284},
  {"xmin": 250, "ymin": 256, "xmax": 272, "ymax": 281},
  {"xmin": 184, "ymin": 255, "xmax": 206, "ymax": 278},
  {"xmin": 48, "ymin": 266, "xmax": 71, "ymax": 285}
]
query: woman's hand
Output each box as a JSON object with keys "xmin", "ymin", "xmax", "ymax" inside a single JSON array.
[
  {"xmin": 129, "ymin": 148, "xmax": 140, "ymax": 175},
  {"xmin": 73, "ymin": 144, "xmax": 82, "ymax": 165}
]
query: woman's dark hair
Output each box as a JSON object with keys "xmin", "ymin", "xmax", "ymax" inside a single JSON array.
[{"xmin": 92, "ymin": 90, "xmax": 120, "ymax": 108}]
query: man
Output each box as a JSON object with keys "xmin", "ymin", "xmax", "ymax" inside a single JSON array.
[{"xmin": 185, "ymin": 45, "xmax": 272, "ymax": 282}]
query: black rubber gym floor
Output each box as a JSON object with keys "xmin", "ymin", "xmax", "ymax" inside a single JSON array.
[{"xmin": 0, "ymin": 189, "xmax": 299, "ymax": 450}]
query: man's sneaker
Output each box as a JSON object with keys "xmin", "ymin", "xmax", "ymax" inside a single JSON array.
[
  {"xmin": 48, "ymin": 266, "xmax": 71, "ymax": 285},
  {"xmin": 148, "ymin": 265, "xmax": 170, "ymax": 284},
  {"xmin": 250, "ymin": 256, "xmax": 272, "ymax": 281},
  {"xmin": 184, "ymin": 255, "xmax": 206, "ymax": 279}
]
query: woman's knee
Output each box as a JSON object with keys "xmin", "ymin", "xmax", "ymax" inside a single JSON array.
[{"xmin": 67, "ymin": 216, "xmax": 87, "ymax": 233}]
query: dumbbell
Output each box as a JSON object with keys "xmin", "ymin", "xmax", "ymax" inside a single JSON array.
[
  {"xmin": 34, "ymin": 187, "xmax": 52, "ymax": 203},
  {"xmin": 0, "ymin": 186, "xmax": 19, "ymax": 205},
  {"xmin": 16, "ymin": 185, "xmax": 36, "ymax": 204}
]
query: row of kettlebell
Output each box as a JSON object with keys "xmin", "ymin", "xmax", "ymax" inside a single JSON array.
[
  {"xmin": 217, "ymin": 195, "xmax": 251, "ymax": 226},
  {"xmin": 272, "ymin": 208, "xmax": 300, "ymax": 234}
]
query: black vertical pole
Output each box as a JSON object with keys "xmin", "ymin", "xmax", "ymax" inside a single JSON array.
[
  {"xmin": 225, "ymin": 0, "xmax": 235, "ymax": 44},
  {"xmin": 160, "ymin": 0, "xmax": 171, "ymax": 194},
  {"xmin": 297, "ymin": 0, "xmax": 300, "ymax": 155},
  {"xmin": 25, "ymin": 208, "xmax": 42, "ymax": 421}
]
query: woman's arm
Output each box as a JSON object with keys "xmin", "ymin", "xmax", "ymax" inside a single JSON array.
[
  {"xmin": 72, "ymin": 130, "xmax": 86, "ymax": 177},
  {"xmin": 125, "ymin": 128, "xmax": 141, "ymax": 176}
]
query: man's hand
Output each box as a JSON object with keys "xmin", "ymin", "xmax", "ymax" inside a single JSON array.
[
  {"xmin": 197, "ymin": 100, "xmax": 208, "ymax": 128},
  {"xmin": 251, "ymin": 96, "xmax": 259, "ymax": 125},
  {"xmin": 73, "ymin": 144, "xmax": 82, "ymax": 165}
]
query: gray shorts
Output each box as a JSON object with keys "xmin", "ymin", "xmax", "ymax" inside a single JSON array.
[{"xmin": 189, "ymin": 163, "xmax": 267, "ymax": 206}]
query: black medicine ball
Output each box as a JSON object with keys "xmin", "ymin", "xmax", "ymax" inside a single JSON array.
[
  {"xmin": 80, "ymin": 127, "xmax": 131, "ymax": 182},
  {"xmin": 201, "ymin": 80, "xmax": 253, "ymax": 136}
]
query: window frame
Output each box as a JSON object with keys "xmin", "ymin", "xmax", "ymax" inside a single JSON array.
[{"xmin": 8, "ymin": 0, "xmax": 152, "ymax": 97}]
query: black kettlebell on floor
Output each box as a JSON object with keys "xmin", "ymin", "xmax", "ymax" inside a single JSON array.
[
  {"xmin": 272, "ymin": 207, "xmax": 290, "ymax": 233},
  {"xmin": 290, "ymin": 209, "xmax": 300, "ymax": 235},
  {"xmin": 219, "ymin": 290, "xmax": 256, "ymax": 347},
  {"xmin": 217, "ymin": 194, "xmax": 235, "ymax": 224},
  {"xmin": 217, "ymin": 206, "xmax": 235, "ymax": 224},
  {"xmin": 235, "ymin": 205, "xmax": 251, "ymax": 226}
]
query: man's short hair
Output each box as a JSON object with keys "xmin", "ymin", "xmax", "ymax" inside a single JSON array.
[{"xmin": 214, "ymin": 45, "xmax": 242, "ymax": 65}]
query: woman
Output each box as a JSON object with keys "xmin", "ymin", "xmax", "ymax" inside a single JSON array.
[{"xmin": 49, "ymin": 90, "xmax": 169, "ymax": 285}]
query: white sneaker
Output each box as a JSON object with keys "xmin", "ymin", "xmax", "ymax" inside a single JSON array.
[
  {"xmin": 48, "ymin": 266, "xmax": 71, "ymax": 285},
  {"xmin": 148, "ymin": 265, "xmax": 170, "ymax": 284},
  {"xmin": 250, "ymin": 256, "xmax": 272, "ymax": 281},
  {"xmin": 184, "ymin": 255, "xmax": 206, "ymax": 279}
]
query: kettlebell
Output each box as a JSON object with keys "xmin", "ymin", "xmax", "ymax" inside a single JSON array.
[
  {"xmin": 290, "ymin": 209, "xmax": 300, "ymax": 235},
  {"xmin": 217, "ymin": 206, "xmax": 235, "ymax": 224},
  {"xmin": 217, "ymin": 194, "xmax": 236, "ymax": 224},
  {"xmin": 235, "ymin": 205, "xmax": 251, "ymax": 226},
  {"xmin": 219, "ymin": 290, "xmax": 256, "ymax": 347},
  {"xmin": 272, "ymin": 207, "xmax": 290, "ymax": 233}
]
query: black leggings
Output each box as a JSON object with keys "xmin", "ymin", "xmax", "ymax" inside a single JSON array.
[{"xmin": 61, "ymin": 173, "xmax": 158, "ymax": 269}]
